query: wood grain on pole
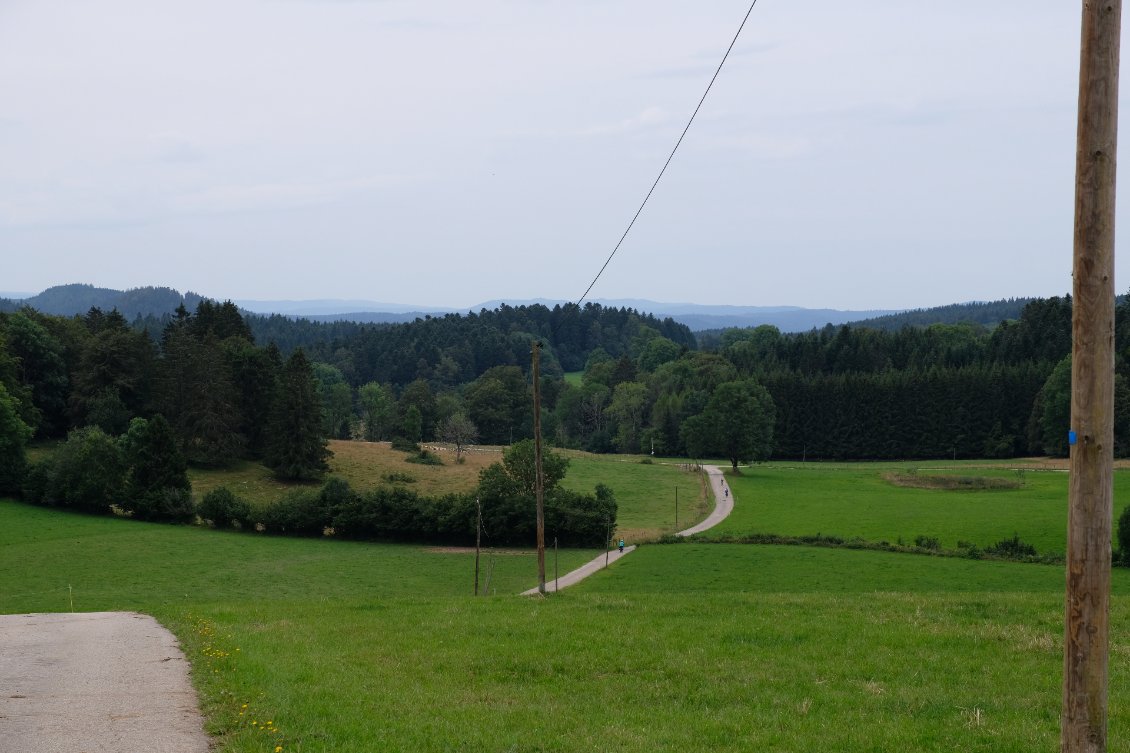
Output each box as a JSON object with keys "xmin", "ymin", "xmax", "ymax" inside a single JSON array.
[{"xmin": 1065, "ymin": 2, "xmax": 1120, "ymax": 751}]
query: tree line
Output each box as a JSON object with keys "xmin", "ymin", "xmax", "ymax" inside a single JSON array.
[{"xmin": 3, "ymin": 292, "xmax": 1128, "ymax": 486}]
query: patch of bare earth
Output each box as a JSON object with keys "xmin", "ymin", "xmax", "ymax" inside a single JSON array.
[
  {"xmin": 423, "ymin": 547, "xmax": 533, "ymax": 556},
  {"xmin": 884, "ymin": 473, "xmax": 1021, "ymax": 491}
]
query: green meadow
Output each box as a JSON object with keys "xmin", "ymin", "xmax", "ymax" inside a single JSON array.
[
  {"xmin": 187, "ymin": 441, "xmax": 712, "ymax": 542},
  {"xmin": 2, "ymin": 457, "xmax": 1129, "ymax": 752},
  {"xmin": 559, "ymin": 455, "xmax": 710, "ymax": 541},
  {"xmin": 711, "ymin": 463, "xmax": 1130, "ymax": 555}
]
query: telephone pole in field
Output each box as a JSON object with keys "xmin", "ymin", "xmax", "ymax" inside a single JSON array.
[
  {"xmin": 1064, "ymin": 1, "xmax": 1120, "ymax": 751},
  {"xmin": 532, "ymin": 341, "xmax": 546, "ymax": 595}
]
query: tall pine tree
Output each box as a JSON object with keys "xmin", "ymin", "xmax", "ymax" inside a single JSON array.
[{"xmin": 265, "ymin": 349, "xmax": 330, "ymax": 481}]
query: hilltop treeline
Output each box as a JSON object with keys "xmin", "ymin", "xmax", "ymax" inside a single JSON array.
[
  {"xmin": 252, "ymin": 302, "xmax": 697, "ymax": 381},
  {"xmin": 1, "ymin": 292, "xmax": 1127, "ymax": 469},
  {"xmin": 712, "ymin": 296, "xmax": 1124, "ymax": 460},
  {"xmin": 0, "ymin": 300, "xmax": 694, "ymax": 469},
  {"xmin": 0, "ymin": 283, "xmax": 206, "ymax": 320},
  {"xmin": 842, "ymin": 298, "xmax": 1035, "ymax": 332}
]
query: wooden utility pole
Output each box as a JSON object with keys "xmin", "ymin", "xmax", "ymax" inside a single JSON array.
[
  {"xmin": 474, "ymin": 498, "xmax": 482, "ymax": 596},
  {"xmin": 1064, "ymin": 2, "xmax": 1120, "ymax": 751},
  {"xmin": 532, "ymin": 341, "xmax": 547, "ymax": 595}
]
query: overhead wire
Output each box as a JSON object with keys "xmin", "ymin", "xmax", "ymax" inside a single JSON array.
[{"xmin": 575, "ymin": 0, "xmax": 760, "ymax": 306}]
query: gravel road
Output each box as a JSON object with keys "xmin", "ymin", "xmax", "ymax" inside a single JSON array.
[
  {"xmin": 0, "ymin": 611, "xmax": 210, "ymax": 753},
  {"xmin": 523, "ymin": 464, "xmax": 733, "ymax": 595},
  {"xmin": 675, "ymin": 465, "xmax": 732, "ymax": 537}
]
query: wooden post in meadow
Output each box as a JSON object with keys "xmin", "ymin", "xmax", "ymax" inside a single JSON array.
[
  {"xmin": 1064, "ymin": 1, "xmax": 1120, "ymax": 750},
  {"xmin": 532, "ymin": 341, "xmax": 546, "ymax": 595},
  {"xmin": 474, "ymin": 498, "xmax": 482, "ymax": 596}
]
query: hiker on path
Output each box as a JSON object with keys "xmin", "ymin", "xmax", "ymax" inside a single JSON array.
[{"xmin": 618, "ymin": 539, "xmax": 625, "ymax": 553}]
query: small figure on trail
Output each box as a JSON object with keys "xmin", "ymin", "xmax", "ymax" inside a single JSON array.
[
  {"xmin": 618, "ymin": 539, "xmax": 625, "ymax": 553},
  {"xmin": 724, "ymin": 487, "xmax": 729, "ymax": 498}
]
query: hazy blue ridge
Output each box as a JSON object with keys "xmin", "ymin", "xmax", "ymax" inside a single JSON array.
[{"xmin": 1, "ymin": 284, "xmax": 1044, "ymax": 335}]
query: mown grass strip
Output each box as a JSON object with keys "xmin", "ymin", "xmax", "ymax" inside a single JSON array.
[{"xmin": 712, "ymin": 464, "xmax": 1130, "ymax": 554}]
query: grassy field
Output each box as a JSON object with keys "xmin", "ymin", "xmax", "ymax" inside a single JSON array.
[
  {"xmin": 558, "ymin": 456, "xmax": 709, "ymax": 541},
  {"xmin": 3, "ymin": 500, "xmax": 1128, "ymax": 752},
  {"xmin": 6, "ymin": 454, "xmax": 1130, "ymax": 752},
  {"xmin": 579, "ymin": 542, "xmax": 1130, "ymax": 595},
  {"xmin": 710, "ymin": 462, "xmax": 1130, "ymax": 555},
  {"xmin": 188, "ymin": 440, "xmax": 710, "ymax": 541},
  {"xmin": 187, "ymin": 440, "xmax": 505, "ymax": 506},
  {"xmin": 0, "ymin": 502, "xmax": 598, "ymax": 612}
]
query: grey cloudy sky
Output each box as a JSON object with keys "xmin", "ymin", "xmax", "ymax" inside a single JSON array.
[{"xmin": 0, "ymin": 1, "xmax": 1113, "ymax": 310}]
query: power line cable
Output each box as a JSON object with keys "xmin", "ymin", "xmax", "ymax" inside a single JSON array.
[{"xmin": 576, "ymin": 0, "xmax": 759, "ymax": 306}]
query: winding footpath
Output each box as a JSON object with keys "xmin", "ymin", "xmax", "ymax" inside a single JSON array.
[{"xmin": 522, "ymin": 464, "xmax": 732, "ymax": 595}]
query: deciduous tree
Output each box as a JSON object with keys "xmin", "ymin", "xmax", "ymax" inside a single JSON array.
[
  {"xmin": 682, "ymin": 379, "xmax": 775, "ymax": 472},
  {"xmin": 437, "ymin": 412, "xmax": 478, "ymax": 462},
  {"xmin": 0, "ymin": 382, "xmax": 32, "ymax": 494},
  {"xmin": 358, "ymin": 381, "xmax": 395, "ymax": 441}
]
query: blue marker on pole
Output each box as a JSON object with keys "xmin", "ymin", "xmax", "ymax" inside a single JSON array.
[{"xmin": 1069, "ymin": 430, "xmax": 1078, "ymax": 446}]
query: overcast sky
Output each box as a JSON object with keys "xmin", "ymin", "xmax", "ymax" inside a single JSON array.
[{"xmin": 0, "ymin": 1, "xmax": 1116, "ymax": 310}]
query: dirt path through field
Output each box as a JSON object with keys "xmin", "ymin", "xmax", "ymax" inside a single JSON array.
[
  {"xmin": 676, "ymin": 465, "xmax": 731, "ymax": 537},
  {"xmin": 0, "ymin": 611, "xmax": 210, "ymax": 753},
  {"xmin": 522, "ymin": 464, "xmax": 732, "ymax": 595}
]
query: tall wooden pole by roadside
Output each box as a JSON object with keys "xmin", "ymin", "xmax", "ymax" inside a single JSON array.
[
  {"xmin": 533, "ymin": 341, "xmax": 547, "ymax": 595},
  {"xmin": 1065, "ymin": 2, "xmax": 1120, "ymax": 750}
]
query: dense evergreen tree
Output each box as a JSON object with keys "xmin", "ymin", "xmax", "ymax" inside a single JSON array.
[
  {"xmin": 70, "ymin": 308, "xmax": 155, "ymax": 431},
  {"xmin": 120, "ymin": 414, "xmax": 192, "ymax": 520},
  {"xmin": 189, "ymin": 299, "xmax": 254, "ymax": 342},
  {"xmin": 2, "ymin": 312, "xmax": 70, "ymax": 437},
  {"xmin": 0, "ymin": 382, "xmax": 32, "ymax": 494},
  {"xmin": 265, "ymin": 349, "xmax": 331, "ymax": 481},
  {"xmin": 0, "ymin": 327, "xmax": 41, "ymax": 432},
  {"xmin": 157, "ymin": 326, "xmax": 246, "ymax": 466},
  {"xmin": 1034, "ymin": 356, "xmax": 1072, "ymax": 456},
  {"xmin": 224, "ymin": 340, "xmax": 280, "ymax": 457}
]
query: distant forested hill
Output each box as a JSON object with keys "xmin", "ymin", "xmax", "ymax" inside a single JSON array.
[
  {"xmin": 0, "ymin": 284, "xmax": 204, "ymax": 319},
  {"xmin": 696, "ymin": 298, "xmax": 1040, "ymax": 345},
  {"xmin": 259, "ymin": 303, "xmax": 697, "ymax": 383},
  {"xmin": 844, "ymin": 298, "xmax": 1036, "ymax": 331}
]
